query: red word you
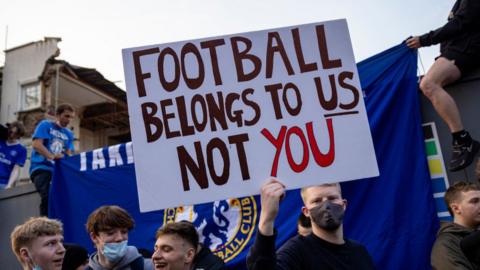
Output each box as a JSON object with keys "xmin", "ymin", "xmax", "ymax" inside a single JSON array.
[{"xmin": 261, "ymin": 119, "xmax": 335, "ymax": 176}]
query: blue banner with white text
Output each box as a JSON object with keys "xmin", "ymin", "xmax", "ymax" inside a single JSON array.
[{"xmin": 50, "ymin": 43, "xmax": 438, "ymax": 270}]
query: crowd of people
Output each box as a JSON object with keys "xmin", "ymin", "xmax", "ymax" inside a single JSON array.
[
  {"xmin": 10, "ymin": 205, "xmax": 226, "ymax": 270},
  {"xmin": 8, "ymin": 178, "xmax": 480, "ymax": 270},
  {"xmin": 3, "ymin": 0, "xmax": 480, "ymax": 269},
  {"xmin": 1, "ymin": 103, "xmax": 75, "ymax": 217}
]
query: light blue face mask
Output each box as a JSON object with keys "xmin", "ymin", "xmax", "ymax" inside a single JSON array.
[
  {"xmin": 32, "ymin": 266, "xmax": 43, "ymax": 270},
  {"xmin": 103, "ymin": 240, "xmax": 128, "ymax": 262}
]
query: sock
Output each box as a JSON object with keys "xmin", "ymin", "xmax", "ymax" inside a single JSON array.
[{"xmin": 452, "ymin": 130, "xmax": 472, "ymax": 145}]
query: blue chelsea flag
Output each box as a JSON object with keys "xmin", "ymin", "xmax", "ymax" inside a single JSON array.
[{"xmin": 50, "ymin": 43, "xmax": 438, "ymax": 270}]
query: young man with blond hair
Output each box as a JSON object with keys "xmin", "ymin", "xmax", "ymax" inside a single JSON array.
[
  {"xmin": 247, "ymin": 179, "xmax": 374, "ymax": 270},
  {"xmin": 10, "ymin": 216, "xmax": 65, "ymax": 270},
  {"xmin": 431, "ymin": 181, "xmax": 480, "ymax": 269}
]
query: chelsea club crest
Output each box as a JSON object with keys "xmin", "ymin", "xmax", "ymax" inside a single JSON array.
[{"xmin": 164, "ymin": 196, "xmax": 257, "ymax": 262}]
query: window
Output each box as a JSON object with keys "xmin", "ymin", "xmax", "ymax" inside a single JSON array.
[{"xmin": 21, "ymin": 82, "xmax": 41, "ymax": 110}]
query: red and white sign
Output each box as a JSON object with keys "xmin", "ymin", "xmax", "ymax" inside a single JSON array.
[{"xmin": 122, "ymin": 19, "xmax": 379, "ymax": 212}]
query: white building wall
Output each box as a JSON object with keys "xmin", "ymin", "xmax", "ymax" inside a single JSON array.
[
  {"xmin": 0, "ymin": 38, "xmax": 60, "ymax": 123},
  {"xmin": 79, "ymin": 128, "xmax": 106, "ymax": 152}
]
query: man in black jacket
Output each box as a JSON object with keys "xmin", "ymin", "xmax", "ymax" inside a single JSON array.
[
  {"xmin": 193, "ymin": 244, "xmax": 225, "ymax": 270},
  {"xmin": 407, "ymin": 0, "xmax": 480, "ymax": 172},
  {"xmin": 246, "ymin": 179, "xmax": 375, "ymax": 270},
  {"xmin": 431, "ymin": 181, "xmax": 480, "ymax": 269}
]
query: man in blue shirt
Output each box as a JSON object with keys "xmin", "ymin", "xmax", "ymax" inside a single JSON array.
[
  {"xmin": 0, "ymin": 122, "xmax": 27, "ymax": 189},
  {"xmin": 30, "ymin": 103, "xmax": 75, "ymax": 216}
]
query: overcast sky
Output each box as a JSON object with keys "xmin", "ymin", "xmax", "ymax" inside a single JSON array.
[{"xmin": 0, "ymin": 0, "xmax": 453, "ymax": 90}]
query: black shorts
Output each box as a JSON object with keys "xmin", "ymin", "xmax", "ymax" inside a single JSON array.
[{"xmin": 438, "ymin": 50, "xmax": 480, "ymax": 76}]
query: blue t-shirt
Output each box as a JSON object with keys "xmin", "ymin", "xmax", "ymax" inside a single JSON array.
[
  {"xmin": 0, "ymin": 140, "xmax": 27, "ymax": 185},
  {"xmin": 30, "ymin": 120, "xmax": 74, "ymax": 174}
]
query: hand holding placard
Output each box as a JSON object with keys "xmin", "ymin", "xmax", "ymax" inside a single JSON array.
[{"xmin": 122, "ymin": 19, "xmax": 378, "ymax": 211}]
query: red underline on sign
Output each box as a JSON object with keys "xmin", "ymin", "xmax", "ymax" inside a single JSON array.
[{"xmin": 324, "ymin": 111, "xmax": 359, "ymax": 118}]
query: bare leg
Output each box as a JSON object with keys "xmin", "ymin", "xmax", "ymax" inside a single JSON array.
[
  {"xmin": 419, "ymin": 57, "xmax": 462, "ymax": 132},
  {"xmin": 422, "ymin": 58, "xmax": 480, "ymax": 171}
]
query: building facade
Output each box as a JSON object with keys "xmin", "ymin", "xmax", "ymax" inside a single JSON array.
[{"xmin": 0, "ymin": 37, "xmax": 130, "ymax": 181}]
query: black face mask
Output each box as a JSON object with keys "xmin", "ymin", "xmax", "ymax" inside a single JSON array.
[{"xmin": 309, "ymin": 200, "xmax": 345, "ymax": 231}]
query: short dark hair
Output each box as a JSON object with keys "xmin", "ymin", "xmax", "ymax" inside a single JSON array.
[
  {"xmin": 7, "ymin": 121, "xmax": 26, "ymax": 137},
  {"xmin": 297, "ymin": 212, "xmax": 311, "ymax": 228},
  {"xmin": 62, "ymin": 243, "xmax": 88, "ymax": 270},
  {"xmin": 86, "ymin": 205, "xmax": 134, "ymax": 235},
  {"xmin": 445, "ymin": 181, "xmax": 480, "ymax": 216},
  {"xmin": 56, "ymin": 103, "xmax": 75, "ymax": 115},
  {"xmin": 138, "ymin": 248, "xmax": 153, "ymax": 258},
  {"xmin": 156, "ymin": 221, "xmax": 199, "ymax": 250}
]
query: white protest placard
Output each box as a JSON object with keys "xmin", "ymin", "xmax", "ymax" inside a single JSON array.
[{"xmin": 122, "ymin": 19, "xmax": 379, "ymax": 212}]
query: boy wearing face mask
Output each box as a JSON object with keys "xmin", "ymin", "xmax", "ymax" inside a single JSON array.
[
  {"xmin": 10, "ymin": 217, "xmax": 66, "ymax": 270},
  {"xmin": 86, "ymin": 205, "xmax": 154, "ymax": 270},
  {"xmin": 246, "ymin": 178, "xmax": 375, "ymax": 270}
]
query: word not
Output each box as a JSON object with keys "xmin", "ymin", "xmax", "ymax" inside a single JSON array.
[{"xmin": 177, "ymin": 133, "xmax": 250, "ymax": 191}]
